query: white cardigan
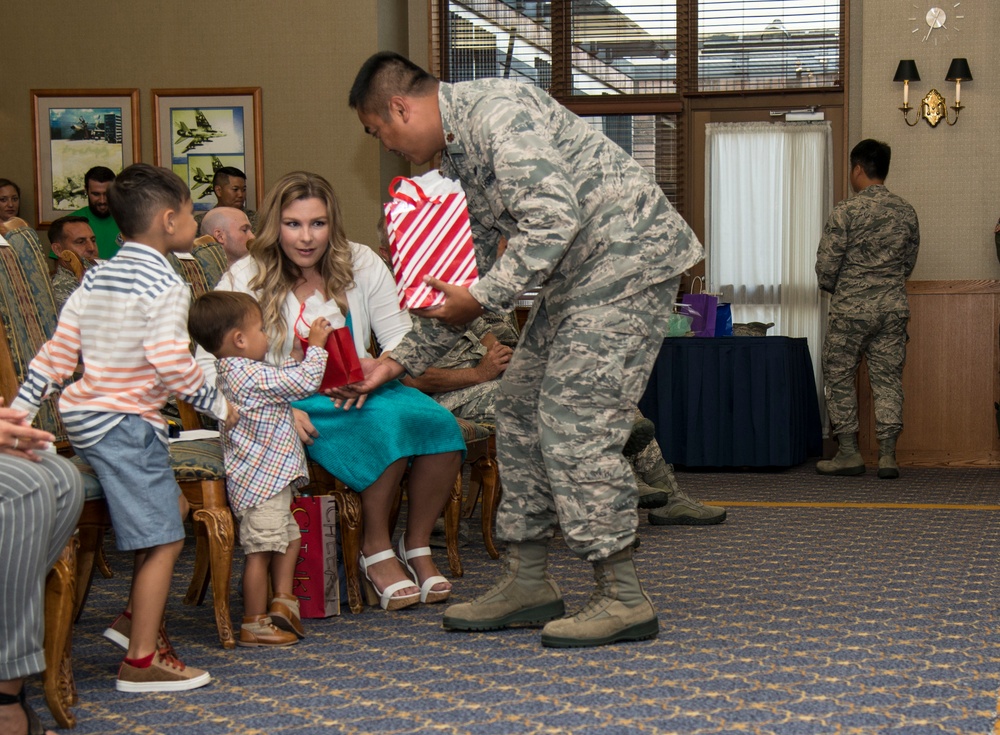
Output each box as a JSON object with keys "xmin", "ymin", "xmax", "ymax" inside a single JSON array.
[{"xmin": 196, "ymin": 242, "xmax": 412, "ymax": 383}]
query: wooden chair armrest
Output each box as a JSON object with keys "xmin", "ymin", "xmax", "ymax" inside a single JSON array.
[{"xmin": 57, "ymin": 250, "xmax": 85, "ymax": 280}]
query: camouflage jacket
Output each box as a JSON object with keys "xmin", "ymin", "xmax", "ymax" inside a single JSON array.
[
  {"xmin": 431, "ymin": 311, "xmax": 520, "ymax": 373},
  {"xmin": 392, "ymin": 79, "xmax": 703, "ymax": 375},
  {"xmin": 52, "ymin": 258, "xmax": 96, "ymax": 314},
  {"xmin": 815, "ymin": 184, "xmax": 919, "ymax": 315}
]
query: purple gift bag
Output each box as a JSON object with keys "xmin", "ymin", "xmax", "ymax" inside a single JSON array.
[{"xmin": 681, "ymin": 293, "xmax": 719, "ymax": 337}]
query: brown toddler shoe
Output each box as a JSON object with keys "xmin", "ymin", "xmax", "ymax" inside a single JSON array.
[
  {"xmin": 269, "ymin": 593, "xmax": 305, "ymax": 639},
  {"xmin": 238, "ymin": 614, "xmax": 299, "ymax": 647}
]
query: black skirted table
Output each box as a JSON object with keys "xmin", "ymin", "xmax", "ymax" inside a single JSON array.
[{"xmin": 638, "ymin": 336, "xmax": 822, "ymax": 467}]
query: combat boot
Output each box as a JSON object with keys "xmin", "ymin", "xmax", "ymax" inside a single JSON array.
[
  {"xmin": 877, "ymin": 435, "xmax": 900, "ymax": 479},
  {"xmin": 540, "ymin": 547, "xmax": 658, "ymax": 648},
  {"xmin": 442, "ymin": 542, "xmax": 564, "ymax": 631},
  {"xmin": 623, "ymin": 417, "xmax": 656, "ymax": 457},
  {"xmin": 642, "ymin": 459, "xmax": 727, "ymax": 524},
  {"xmin": 816, "ymin": 433, "xmax": 865, "ymax": 476}
]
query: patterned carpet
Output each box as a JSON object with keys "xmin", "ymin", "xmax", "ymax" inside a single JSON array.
[{"xmin": 32, "ymin": 464, "xmax": 1000, "ymax": 734}]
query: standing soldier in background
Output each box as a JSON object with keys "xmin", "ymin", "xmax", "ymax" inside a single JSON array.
[
  {"xmin": 815, "ymin": 139, "xmax": 920, "ymax": 479},
  {"xmin": 347, "ymin": 52, "xmax": 702, "ymax": 647}
]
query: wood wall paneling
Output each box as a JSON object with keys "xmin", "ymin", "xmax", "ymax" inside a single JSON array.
[{"xmin": 857, "ymin": 280, "xmax": 1000, "ymax": 467}]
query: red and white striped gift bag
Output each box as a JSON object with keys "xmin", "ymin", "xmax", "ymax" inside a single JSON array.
[{"xmin": 383, "ymin": 174, "xmax": 479, "ymax": 310}]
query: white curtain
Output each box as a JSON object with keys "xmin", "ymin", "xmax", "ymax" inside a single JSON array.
[{"xmin": 705, "ymin": 121, "xmax": 832, "ymax": 422}]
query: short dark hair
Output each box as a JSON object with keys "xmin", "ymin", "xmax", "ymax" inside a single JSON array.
[
  {"xmin": 0, "ymin": 178, "xmax": 21, "ymax": 197},
  {"xmin": 107, "ymin": 163, "xmax": 190, "ymax": 239},
  {"xmin": 48, "ymin": 215, "xmax": 91, "ymax": 244},
  {"xmin": 84, "ymin": 166, "xmax": 116, "ymax": 188},
  {"xmin": 213, "ymin": 166, "xmax": 247, "ymax": 188},
  {"xmin": 348, "ymin": 51, "xmax": 437, "ymax": 119},
  {"xmin": 188, "ymin": 291, "xmax": 261, "ymax": 356},
  {"xmin": 850, "ymin": 139, "xmax": 891, "ymax": 181}
]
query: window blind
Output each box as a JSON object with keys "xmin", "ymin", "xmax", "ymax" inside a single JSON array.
[{"xmin": 697, "ymin": 0, "xmax": 842, "ymax": 92}]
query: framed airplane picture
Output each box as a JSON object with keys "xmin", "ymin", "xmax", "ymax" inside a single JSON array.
[
  {"xmin": 152, "ymin": 88, "xmax": 263, "ymax": 217},
  {"xmin": 31, "ymin": 88, "xmax": 140, "ymax": 226}
]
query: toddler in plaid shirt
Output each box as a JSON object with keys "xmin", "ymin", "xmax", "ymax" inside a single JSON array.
[{"xmin": 189, "ymin": 291, "xmax": 332, "ymax": 647}]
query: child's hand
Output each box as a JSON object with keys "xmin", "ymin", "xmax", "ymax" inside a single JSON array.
[
  {"xmin": 224, "ymin": 400, "xmax": 239, "ymax": 432},
  {"xmin": 307, "ymin": 317, "xmax": 334, "ymax": 348}
]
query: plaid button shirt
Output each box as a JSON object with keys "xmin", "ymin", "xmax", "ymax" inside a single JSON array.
[{"xmin": 216, "ymin": 347, "xmax": 326, "ymax": 513}]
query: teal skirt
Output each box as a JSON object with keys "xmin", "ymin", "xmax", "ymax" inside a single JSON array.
[{"xmin": 292, "ymin": 380, "xmax": 465, "ymax": 492}]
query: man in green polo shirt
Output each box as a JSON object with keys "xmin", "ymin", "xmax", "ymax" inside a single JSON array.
[{"xmin": 71, "ymin": 166, "xmax": 122, "ymax": 259}]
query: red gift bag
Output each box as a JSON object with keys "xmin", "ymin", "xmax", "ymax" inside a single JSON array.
[
  {"xmin": 291, "ymin": 495, "xmax": 341, "ymax": 618},
  {"xmin": 295, "ymin": 304, "xmax": 365, "ymax": 391},
  {"xmin": 383, "ymin": 175, "xmax": 479, "ymax": 310}
]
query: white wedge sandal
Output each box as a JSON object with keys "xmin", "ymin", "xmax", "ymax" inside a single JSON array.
[
  {"xmin": 360, "ymin": 549, "xmax": 420, "ymax": 611},
  {"xmin": 397, "ymin": 537, "xmax": 452, "ymax": 604}
]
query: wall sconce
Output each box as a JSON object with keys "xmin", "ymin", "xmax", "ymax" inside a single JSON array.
[{"xmin": 894, "ymin": 58, "xmax": 972, "ymax": 127}]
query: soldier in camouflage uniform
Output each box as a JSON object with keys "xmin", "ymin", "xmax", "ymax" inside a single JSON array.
[
  {"xmin": 815, "ymin": 139, "xmax": 919, "ymax": 479},
  {"xmin": 401, "ymin": 311, "xmax": 517, "ymax": 424},
  {"xmin": 347, "ymin": 52, "xmax": 702, "ymax": 648},
  {"xmin": 48, "ymin": 215, "xmax": 98, "ymax": 313}
]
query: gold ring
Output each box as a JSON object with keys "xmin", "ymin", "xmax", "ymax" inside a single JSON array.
[{"xmin": 13, "ymin": 437, "xmax": 19, "ymax": 449}]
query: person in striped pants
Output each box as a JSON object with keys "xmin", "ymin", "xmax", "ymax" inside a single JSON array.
[{"xmin": 0, "ymin": 399, "xmax": 83, "ymax": 735}]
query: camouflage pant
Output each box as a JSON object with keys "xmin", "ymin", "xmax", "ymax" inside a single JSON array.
[
  {"xmin": 822, "ymin": 311, "xmax": 908, "ymax": 440},
  {"xmin": 437, "ymin": 381, "xmax": 499, "ymax": 425},
  {"xmin": 629, "ymin": 407, "xmax": 667, "ymax": 477},
  {"xmin": 494, "ymin": 280, "xmax": 678, "ymax": 562}
]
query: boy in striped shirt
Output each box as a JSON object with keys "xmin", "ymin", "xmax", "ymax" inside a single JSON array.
[{"xmin": 13, "ymin": 163, "xmax": 234, "ymax": 692}]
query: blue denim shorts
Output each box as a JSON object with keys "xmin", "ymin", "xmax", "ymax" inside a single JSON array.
[{"xmin": 76, "ymin": 415, "xmax": 184, "ymax": 552}]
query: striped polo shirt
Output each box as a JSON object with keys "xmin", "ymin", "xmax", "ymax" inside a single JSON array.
[{"xmin": 13, "ymin": 242, "xmax": 226, "ymax": 448}]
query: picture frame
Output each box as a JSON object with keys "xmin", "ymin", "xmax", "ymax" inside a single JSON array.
[
  {"xmin": 152, "ymin": 88, "xmax": 263, "ymax": 216},
  {"xmin": 31, "ymin": 88, "xmax": 140, "ymax": 226}
]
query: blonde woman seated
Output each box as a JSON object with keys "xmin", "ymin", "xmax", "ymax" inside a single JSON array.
[{"xmin": 197, "ymin": 171, "xmax": 463, "ymax": 610}]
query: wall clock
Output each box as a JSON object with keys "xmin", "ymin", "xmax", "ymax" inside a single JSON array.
[{"xmin": 906, "ymin": 2, "xmax": 965, "ymax": 45}]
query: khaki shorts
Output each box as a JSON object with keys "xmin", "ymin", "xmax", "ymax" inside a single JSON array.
[{"xmin": 235, "ymin": 487, "xmax": 301, "ymax": 555}]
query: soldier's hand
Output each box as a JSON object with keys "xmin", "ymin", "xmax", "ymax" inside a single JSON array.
[
  {"xmin": 475, "ymin": 342, "xmax": 512, "ymax": 382},
  {"xmin": 412, "ymin": 278, "xmax": 483, "ymax": 326}
]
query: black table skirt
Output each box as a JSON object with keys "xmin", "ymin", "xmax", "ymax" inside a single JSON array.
[{"xmin": 638, "ymin": 336, "xmax": 823, "ymax": 468}]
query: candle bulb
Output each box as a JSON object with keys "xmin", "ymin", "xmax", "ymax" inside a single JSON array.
[
  {"xmin": 903, "ymin": 80, "xmax": 909, "ymax": 106},
  {"xmin": 955, "ymin": 79, "xmax": 961, "ymax": 106}
]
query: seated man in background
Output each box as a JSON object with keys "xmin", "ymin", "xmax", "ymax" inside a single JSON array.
[
  {"xmin": 48, "ymin": 215, "xmax": 98, "ymax": 312},
  {"xmin": 71, "ymin": 166, "xmax": 121, "ymax": 260},
  {"xmin": 200, "ymin": 207, "xmax": 254, "ymax": 266},
  {"xmin": 196, "ymin": 167, "xmax": 256, "ymax": 229},
  {"xmin": 401, "ymin": 311, "xmax": 516, "ymax": 424}
]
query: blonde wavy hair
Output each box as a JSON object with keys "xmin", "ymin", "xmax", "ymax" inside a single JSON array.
[{"xmin": 248, "ymin": 171, "xmax": 355, "ymax": 349}]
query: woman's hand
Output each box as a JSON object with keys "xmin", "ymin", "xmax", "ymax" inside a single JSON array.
[
  {"xmin": 0, "ymin": 398, "xmax": 54, "ymax": 462},
  {"xmin": 292, "ymin": 406, "xmax": 319, "ymax": 445},
  {"xmin": 411, "ymin": 278, "xmax": 483, "ymax": 326}
]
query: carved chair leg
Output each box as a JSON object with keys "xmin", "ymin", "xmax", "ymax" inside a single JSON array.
[
  {"xmin": 445, "ymin": 471, "xmax": 464, "ymax": 577},
  {"xmin": 476, "ymin": 456, "xmax": 502, "ymax": 560},
  {"xmin": 183, "ymin": 523, "xmax": 211, "ymax": 606},
  {"xmin": 461, "ymin": 464, "xmax": 482, "ymax": 519},
  {"xmin": 44, "ymin": 536, "xmax": 78, "ymax": 729},
  {"xmin": 95, "ymin": 541, "xmax": 113, "ymax": 579},
  {"xmin": 336, "ymin": 492, "xmax": 364, "ymax": 614},
  {"xmin": 191, "ymin": 507, "xmax": 236, "ymax": 649},
  {"xmin": 73, "ymin": 525, "xmax": 102, "ymax": 622}
]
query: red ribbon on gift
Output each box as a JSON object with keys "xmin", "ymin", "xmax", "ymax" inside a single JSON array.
[
  {"xmin": 295, "ymin": 303, "xmax": 365, "ymax": 391},
  {"xmin": 384, "ymin": 176, "xmax": 479, "ymax": 310}
]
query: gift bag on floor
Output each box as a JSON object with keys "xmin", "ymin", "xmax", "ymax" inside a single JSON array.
[
  {"xmin": 294, "ymin": 298, "xmax": 364, "ymax": 391},
  {"xmin": 291, "ymin": 495, "xmax": 341, "ymax": 618},
  {"xmin": 383, "ymin": 171, "xmax": 479, "ymax": 310}
]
